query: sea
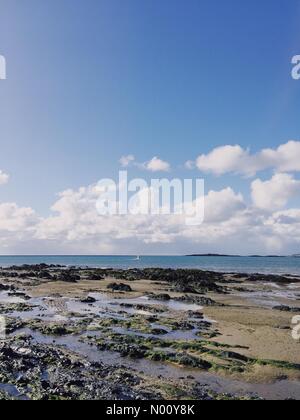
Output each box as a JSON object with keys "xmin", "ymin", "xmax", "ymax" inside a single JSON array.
[{"xmin": 0, "ymin": 255, "xmax": 300, "ymax": 276}]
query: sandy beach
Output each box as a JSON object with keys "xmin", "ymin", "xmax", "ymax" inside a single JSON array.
[{"xmin": 0, "ymin": 265, "xmax": 299, "ymax": 400}]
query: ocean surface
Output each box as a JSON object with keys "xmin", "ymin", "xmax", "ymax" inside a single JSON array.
[{"xmin": 0, "ymin": 255, "xmax": 300, "ymax": 275}]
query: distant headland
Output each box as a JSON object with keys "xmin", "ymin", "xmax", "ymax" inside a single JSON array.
[{"xmin": 186, "ymin": 254, "xmax": 295, "ymax": 258}]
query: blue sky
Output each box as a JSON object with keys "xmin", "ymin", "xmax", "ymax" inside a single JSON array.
[{"xmin": 1, "ymin": 0, "xmax": 300, "ymax": 254}]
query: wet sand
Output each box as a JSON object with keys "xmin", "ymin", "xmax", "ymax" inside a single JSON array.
[{"xmin": 0, "ymin": 265, "xmax": 300, "ymax": 400}]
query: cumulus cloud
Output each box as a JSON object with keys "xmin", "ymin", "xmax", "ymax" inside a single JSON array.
[
  {"xmin": 34, "ymin": 184, "xmax": 245, "ymax": 251},
  {"xmin": 33, "ymin": 180, "xmax": 300, "ymax": 254},
  {"xmin": 251, "ymin": 173, "xmax": 300, "ymax": 211},
  {"xmin": 144, "ymin": 157, "xmax": 171, "ymax": 172},
  {"xmin": 196, "ymin": 145, "xmax": 249, "ymax": 176},
  {"xmin": 204, "ymin": 188, "xmax": 245, "ymax": 222},
  {"xmin": 190, "ymin": 141, "xmax": 300, "ymax": 176},
  {"xmin": 0, "ymin": 170, "xmax": 9, "ymax": 185},
  {"xmin": 2, "ymin": 175, "xmax": 300, "ymax": 254},
  {"xmin": 0, "ymin": 203, "xmax": 37, "ymax": 232},
  {"xmin": 260, "ymin": 141, "xmax": 300, "ymax": 173},
  {"xmin": 269, "ymin": 209, "xmax": 300, "ymax": 225},
  {"xmin": 0, "ymin": 202, "xmax": 39, "ymax": 253}
]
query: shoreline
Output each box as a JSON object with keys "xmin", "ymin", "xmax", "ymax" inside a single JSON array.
[
  {"xmin": 0, "ymin": 265, "xmax": 300, "ymax": 400},
  {"xmin": 1, "ymin": 255, "xmax": 300, "ymax": 277},
  {"xmin": 2, "ymin": 262, "xmax": 300, "ymax": 278}
]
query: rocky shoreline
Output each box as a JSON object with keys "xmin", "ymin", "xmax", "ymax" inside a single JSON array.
[{"xmin": 0, "ymin": 265, "xmax": 300, "ymax": 400}]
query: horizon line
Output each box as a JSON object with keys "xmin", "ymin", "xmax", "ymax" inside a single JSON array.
[{"xmin": 0, "ymin": 254, "xmax": 296, "ymax": 258}]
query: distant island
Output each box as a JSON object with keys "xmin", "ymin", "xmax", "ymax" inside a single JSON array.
[
  {"xmin": 187, "ymin": 254, "xmax": 291, "ymax": 258},
  {"xmin": 187, "ymin": 254, "xmax": 240, "ymax": 257}
]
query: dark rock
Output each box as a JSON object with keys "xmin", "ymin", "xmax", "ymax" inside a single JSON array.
[
  {"xmin": 87, "ymin": 273, "xmax": 104, "ymax": 281},
  {"xmin": 220, "ymin": 351, "xmax": 249, "ymax": 362},
  {"xmin": 80, "ymin": 296, "xmax": 96, "ymax": 304},
  {"xmin": 92, "ymin": 268, "xmax": 226, "ymax": 293},
  {"xmin": 174, "ymin": 353, "xmax": 212, "ymax": 370},
  {"xmin": 58, "ymin": 271, "xmax": 80, "ymax": 283},
  {"xmin": 148, "ymin": 293, "xmax": 171, "ymax": 301},
  {"xmin": 175, "ymin": 295, "xmax": 222, "ymax": 306},
  {"xmin": 0, "ymin": 284, "xmax": 15, "ymax": 291},
  {"xmin": 8, "ymin": 292, "xmax": 31, "ymax": 301},
  {"xmin": 107, "ymin": 283, "xmax": 132, "ymax": 292},
  {"xmin": 273, "ymin": 305, "xmax": 300, "ymax": 313},
  {"xmin": 119, "ymin": 344, "xmax": 146, "ymax": 359},
  {"xmin": 18, "ymin": 273, "xmax": 29, "ymax": 279},
  {"xmin": 248, "ymin": 274, "xmax": 300, "ymax": 285},
  {"xmin": 187, "ymin": 311, "xmax": 204, "ymax": 319},
  {"xmin": 38, "ymin": 271, "xmax": 52, "ymax": 280},
  {"xmin": 150, "ymin": 328, "xmax": 169, "ymax": 335}
]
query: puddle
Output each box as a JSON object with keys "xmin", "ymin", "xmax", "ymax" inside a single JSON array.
[
  {"xmin": 27, "ymin": 328, "xmax": 299, "ymax": 400},
  {"xmin": 185, "ymin": 371, "xmax": 300, "ymax": 400},
  {"xmin": 0, "ymin": 292, "xmax": 26, "ymax": 304},
  {"xmin": 237, "ymin": 286, "xmax": 300, "ymax": 308},
  {"xmin": 64, "ymin": 293, "xmax": 204, "ymax": 322},
  {"xmin": 6, "ymin": 325, "xmax": 300, "ymax": 400},
  {"xmin": 2, "ymin": 289, "xmax": 300, "ymax": 400},
  {"xmin": 263, "ymin": 282, "xmax": 282, "ymax": 289},
  {"xmin": 288, "ymin": 283, "xmax": 300, "ymax": 290},
  {"xmin": 140, "ymin": 296, "xmax": 204, "ymax": 312},
  {"xmin": 0, "ymin": 383, "xmax": 28, "ymax": 400}
]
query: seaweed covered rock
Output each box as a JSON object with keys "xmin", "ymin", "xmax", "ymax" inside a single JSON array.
[
  {"xmin": 57, "ymin": 271, "xmax": 80, "ymax": 283},
  {"xmin": 0, "ymin": 337, "xmax": 165, "ymax": 400},
  {"xmin": 37, "ymin": 271, "xmax": 52, "ymax": 280},
  {"xmin": 148, "ymin": 293, "xmax": 171, "ymax": 301},
  {"xmin": 175, "ymin": 295, "xmax": 222, "ymax": 306},
  {"xmin": 248, "ymin": 274, "xmax": 300, "ymax": 284},
  {"xmin": 273, "ymin": 305, "xmax": 300, "ymax": 313},
  {"xmin": 95, "ymin": 268, "xmax": 226, "ymax": 293},
  {"xmin": 173, "ymin": 353, "xmax": 212, "ymax": 370}
]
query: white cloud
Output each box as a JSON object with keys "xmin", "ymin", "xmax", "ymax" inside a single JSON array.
[
  {"xmin": 204, "ymin": 188, "xmax": 245, "ymax": 222},
  {"xmin": 0, "ymin": 202, "xmax": 39, "ymax": 252},
  {"xmin": 2, "ymin": 175, "xmax": 300, "ymax": 254},
  {"xmin": 269, "ymin": 209, "xmax": 300, "ymax": 225},
  {"xmin": 196, "ymin": 145, "xmax": 249, "ymax": 176},
  {"xmin": 119, "ymin": 155, "xmax": 171, "ymax": 172},
  {"xmin": 251, "ymin": 173, "xmax": 300, "ymax": 211},
  {"xmin": 0, "ymin": 170, "xmax": 9, "ymax": 185},
  {"xmin": 0, "ymin": 203, "xmax": 37, "ymax": 232},
  {"xmin": 260, "ymin": 141, "xmax": 300, "ymax": 173},
  {"xmin": 144, "ymin": 157, "xmax": 171, "ymax": 172},
  {"xmin": 33, "ymin": 184, "xmax": 249, "ymax": 253},
  {"xmin": 119, "ymin": 155, "xmax": 135, "ymax": 168},
  {"xmin": 191, "ymin": 140, "xmax": 300, "ymax": 176}
]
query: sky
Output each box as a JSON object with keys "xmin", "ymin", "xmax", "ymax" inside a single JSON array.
[{"xmin": 1, "ymin": 0, "xmax": 300, "ymax": 255}]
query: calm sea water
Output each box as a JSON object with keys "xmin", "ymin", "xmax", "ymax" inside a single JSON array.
[{"xmin": 0, "ymin": 255, "xmax": 300, "ymax": 275}]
